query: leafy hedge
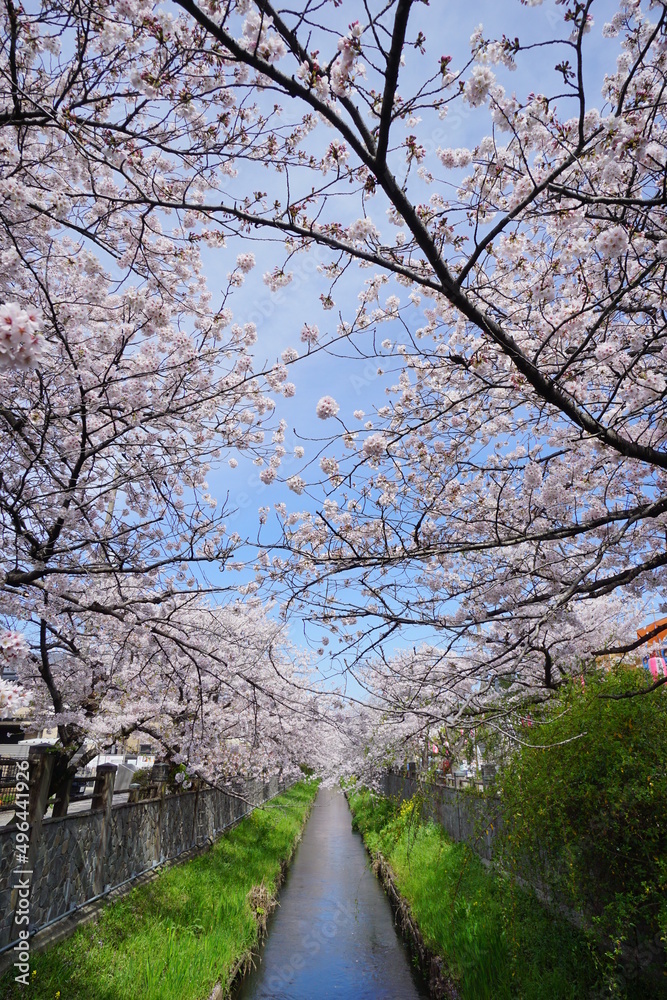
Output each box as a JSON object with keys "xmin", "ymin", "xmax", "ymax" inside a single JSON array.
[
  {"xmin": 348, "ymin": 786, "xmax": 597, "ymax": 1000},
  {"xmin": 498, "ymin": 666, "xmax": 667, "ymax": 996}
]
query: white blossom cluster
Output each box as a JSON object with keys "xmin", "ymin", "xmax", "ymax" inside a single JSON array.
[
  {"xmin": 595, "ymin": 225, "xmax": 629, "ymax": 258},
  {"xmin": 437, "ymin": 147, "xmax": 473, "ymax": 169},
  {"xmin": 0, "ymin": 678, "xmax": 31, "ymax": 711},
  {"xmin": 464, "ymin": 66, "xmax": 496, "ymax": 107},
  {"xmin": 316, "ymin": 395, "xmax": 340, "ymax": 419},
  {"xmin": 0, "ymin": 629, "xmax": 30, "ymax": 663},
  {"xmin": 347, "ymin": 218, "xmax": 379, "ymax": 243},
  {"xmin": 362, "ymin": 433, "xmax": 387, "ymax": 458},
  {"xmin": 0, "ymin": 304, "xmax": 44, "ymax": 369},
  {"xmin": 235, "ymin": 252, "xmax": 256, "ymax": 273},
  {"xmin": 331, "ymin": 22, "xmax": 363, "ymax": 96}
]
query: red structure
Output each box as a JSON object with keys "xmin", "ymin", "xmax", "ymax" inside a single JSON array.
[{"xmin": 637, "ymin": 617, "xmax": 667, "ymax": 680}]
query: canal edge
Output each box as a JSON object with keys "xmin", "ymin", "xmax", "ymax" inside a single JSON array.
[
  {"xmin": 344, "ymin": 790, "xmax": 461, "ymax": 1000},
  {"xmin": 208, "ymin": 787, "xmax": 319, "ymax": 1000}
]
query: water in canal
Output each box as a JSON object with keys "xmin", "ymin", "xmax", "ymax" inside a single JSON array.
[{"xmin": 233, "ymin": 787, "xmax": 429, "ymax": 1000}]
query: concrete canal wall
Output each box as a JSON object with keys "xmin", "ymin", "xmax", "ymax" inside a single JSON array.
[
  {"xmin": 383, "ymin": 770, "xmax": 501, "ymax": 861},
  {"xmin": 0, "ymin": 775, "xmax": 286, "ymax": 951}
]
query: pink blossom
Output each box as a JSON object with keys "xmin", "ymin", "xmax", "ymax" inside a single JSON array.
[
  {"xmin": 0, "ymin": 303, "xmax": 44, "ymax": 369},
  {"xmin": 464, "ymin": 66, "xmax": 495, "ymax": 107},
  {"xmin": 0, "ymin": 630, "xmax": 30, "ymax": 663},
  {"xmin": 323, "ymin": 141, "xmax": 350, "ymax": 173},
  {"xmin": 263, "ymin": 268, "xmax": 293, "ymax": 292},
  {"xmin": 595, "ymin": 342, "xmax": 617, "ymax": 362},
  {"xmin": 236, "ymin": 252, "xmax": 256, "ymax": 273},
  {"xmin": 0, "ymin": 678, "xmax": 31, "ymax": 711},
  {"xmin": 595, "ymin": 225, "xmax": 629, "ymax": 258},
  {"xmin": 523, "ymin": 462, "xmax": 543, "ymax": 490},
  {"xmin": 300, "ymin": 323, "xmax": 320, "ymax": 345},
  {"xmin": 320, "ymin": 456, "xmax": 339, "ymax": 476},
  {"xmin": 347, "ymin": 218, "xmax": 379, "ymax": 242},
  {"xmin": 331, "ymin": 22, "xmax": 363, "ymax": 96},
  {"xmin": 287, "ymin": 475, "xmax": 306, "ymax": 494},
  {"xmin": 362, "ymin": 433, "xmax": 387, "ymax": 458},
  {"xmin": 316, "ymin": 396, "xmax": 340, "ymax": 419},
  {"xmin": 437, "ymin": 147, "xmax": 472, "ymax": 169}
]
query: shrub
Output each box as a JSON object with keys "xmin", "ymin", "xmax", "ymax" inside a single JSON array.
[{"xmin": 498, "ymin": 666, "xmax": 667, "ymax": 995}]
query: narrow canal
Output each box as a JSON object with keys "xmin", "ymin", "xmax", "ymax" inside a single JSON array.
[{"xmin": 234, "ymin": 787, "xmax": 429, "ymax": 1000}]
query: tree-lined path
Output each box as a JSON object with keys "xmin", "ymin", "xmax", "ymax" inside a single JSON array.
[{"xmin": 234, "ymin": 789, "xmax": 428, "ymax": 1000}]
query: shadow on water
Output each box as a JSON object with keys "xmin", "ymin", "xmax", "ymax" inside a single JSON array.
[{"xmin": 233, "ymin": 788, "xmax": 430, "ymax": 1000}]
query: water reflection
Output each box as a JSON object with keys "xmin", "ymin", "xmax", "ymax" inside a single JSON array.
[{"xmin": 233, "ymin": 788, "xmax": 429, "ymax": 1000}]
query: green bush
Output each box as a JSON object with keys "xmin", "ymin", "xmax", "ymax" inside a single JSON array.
[
  {"xmin": 348, "ymin": 786, "xmax": 597, "ymax": 1000},
  {"xmin": 130, "ymin": 767, "xmax": 151, "ymax": 788},
  {"xmin": 499, "ymin": 666, "xmax": 667, "ymax": 995}
]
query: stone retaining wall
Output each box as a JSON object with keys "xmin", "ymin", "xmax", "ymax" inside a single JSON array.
[
  {"xmin": 0, "ymin": 775, "xmax": 284, "ymax": 949},
  {"xmin": 383, "ymin": 770, "xmax": 500, "ymax": 861}
]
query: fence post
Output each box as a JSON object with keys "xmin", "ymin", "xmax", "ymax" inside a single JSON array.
[
  {"xmin": 191, "ymin": 783, "xmax": 200, "ymax": 848},
  {"xmin": 456, "ymin": 790, "xmax": 462, "ymax": 842},
  {"xmin": 52, "ymin": 774, "xmax": 73, "ymax": 818},
  {"xmin": 149, "ymin": 763, "xmax": 169, "ymax": 863},
  {"xmin": 92, "ymin": 764, "xmax": 117, "ymax": 896},
  {"xmin": 27, "ymin": 745, "xmax": 55, "ymax": 825},
  {"xmin": 9, "ymin": 744, "xmax": 55, "ymax": 939},
  {"xmin": 156, "ymin": 781, "xmax": 166, "ymax": 863}
]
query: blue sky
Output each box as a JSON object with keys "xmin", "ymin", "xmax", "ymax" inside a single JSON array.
[
  {"xmin": 210, "ymin": 0, "xmax": 621, "ymax": 513},
  {"xmin": 187, "ymin": 0, "xmax": 623, "ymax": 681}
]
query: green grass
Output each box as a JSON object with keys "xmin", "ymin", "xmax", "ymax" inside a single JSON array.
[
  {"xmin": 348, "ymin": 787, "xmax": 600, "ymax": 1000},
  {"xmin": 1, "ymin": 780, "xmax": 318, "ymax": 1000}
]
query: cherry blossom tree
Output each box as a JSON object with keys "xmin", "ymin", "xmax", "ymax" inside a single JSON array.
[
  {"xmin": 223, "ymin": 0, "xmax": 665, "ymax": 701},
  {"xmin": 0, "ymin": 206, "xmax": 331, "ymax": 783},
  {"xmin": 330, "ymin": 595, "xmax": 649, "ymax": 763},
  {"xmin": 0, "ymin": 0, "xmax": 310, "ymax": 780},
  {"xmin": 3, "ymin": 0, "xmax": 667, "ymax": 766},
  {"xmin": 12, "ymin": 591, "xmax": 327, "ymax": 783}
]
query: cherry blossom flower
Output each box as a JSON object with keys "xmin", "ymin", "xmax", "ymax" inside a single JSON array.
[
  {"xmin": 316, "ymin": 396, "xmax": 340, "ymax": 419},
  {"xmin": 595, "ymin": 225, "xmax": 629, "ymax": 258},
  {"xmin": 287, "ymin": 475, "xmax": 306, "ymax": 495},
  {"xmin": 0, "ymin": 630, "xmax": 30, "ymax": 663},
  {"xmin": 464, "ymin": 66, "xmax": 496, "ymax": 107},
  {"xmin": 0, "ymin": 303, "xmax": 44, "ymax": 369},
  {"xmin": 347, "ymin": 218, "xmax": 379, "ymax": 243},
  {"xmin": 236, "ymin": 252, "xmax": 256, "ymax": 273},
  {"xmin": 0, "ymin": 678, "xmax": 31, "ymax": 711},
  {"xmin": 362, "ymin": 433, "xmax": 387, "ymax": 458},
  {"xmin": 320, "ymin": 456, "xmax": 339, "ymax": 476},
  {"xmin": 300, "ymin": 323, "xmax": 319, "ymax": 346}
]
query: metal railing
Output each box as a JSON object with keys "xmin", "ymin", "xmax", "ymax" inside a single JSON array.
[
  {"xmin": 391, "ymin": 761, "xmax": 497, "ymax": 792},
  {"xmin": 0, "ymin": 758, "xmax": 18, "ymax": 808},
  {"xmin": 0, "ymin": 756, "xmax": 193, "ymax": 824}
]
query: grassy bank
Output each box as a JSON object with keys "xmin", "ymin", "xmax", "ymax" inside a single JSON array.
[
  {"xmin": 1, "ymin": 780, "xmax": 318, "ymax": 1000},
  {"xmin": 348, "ymin": 787, "xmax": 600, "ymax": 1000}
]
